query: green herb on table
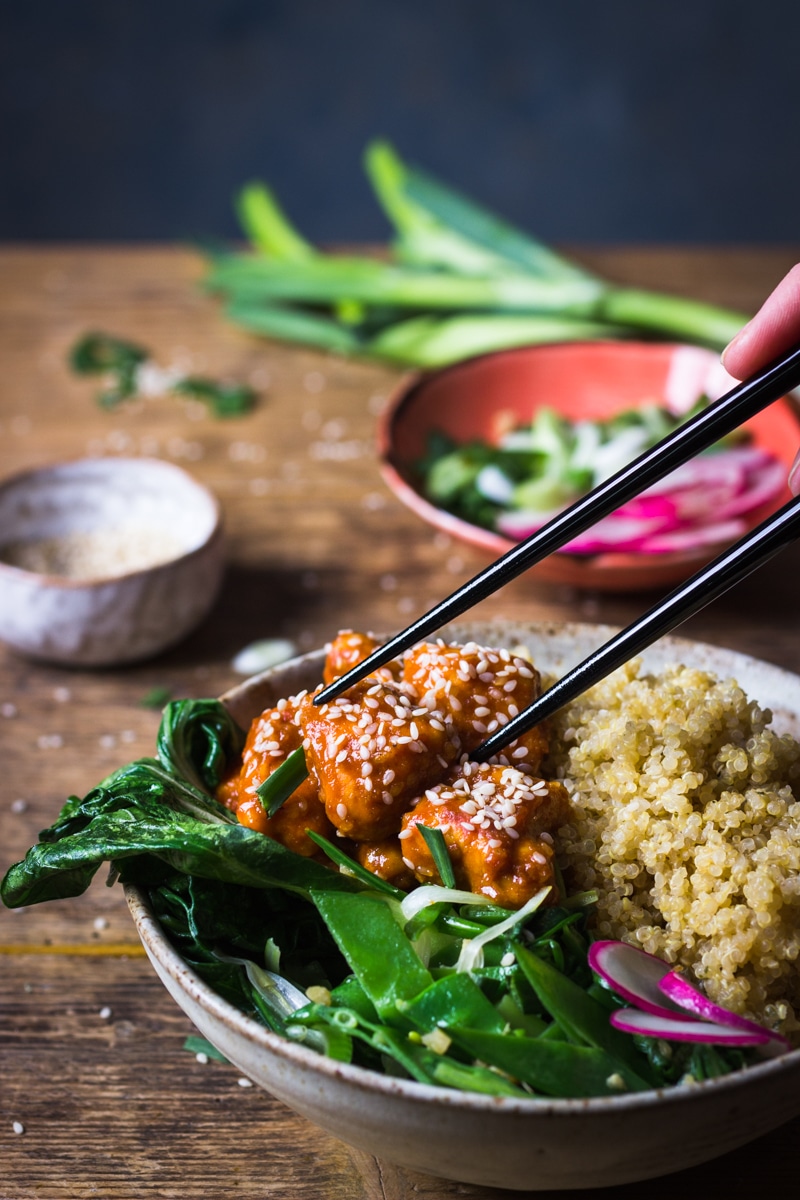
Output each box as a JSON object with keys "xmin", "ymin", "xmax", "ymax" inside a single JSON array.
[
  {"xmin": 183, "ymin": 1034, "xmax": 229, "ymax": 1063},
  {"xmin": 208, "ymin": 140, "xmax": 749, "ymax": 369},
  {"xmin": 69, "ymin": 332, "xmax": 257, "ymax": 417}
]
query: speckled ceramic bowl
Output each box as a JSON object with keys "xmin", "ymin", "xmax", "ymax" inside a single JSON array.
[
  {"xmin": 0, "ymin": 457, "xmax": 224, "ymax": 666},
  {"xmin": 378, "ymin": 342, "xmax": 800, "ymax": 592},
  {"xmin": 126, "ymin": 621, "xmax": 800, "ymax": 1191}
]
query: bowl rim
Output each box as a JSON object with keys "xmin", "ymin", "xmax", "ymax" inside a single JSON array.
[
  {"xmin": 0, "ymin": 455, "xmax": 224, "ymax": 588},
  {"xmin": 125, "ymin": 619, "xmax": 800, "ymax": 1119}
]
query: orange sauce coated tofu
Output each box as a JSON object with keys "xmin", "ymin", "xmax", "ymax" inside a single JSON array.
[
  {"xmin": 355, "ymin": 838, "xmax": 417, "ymax": 890},
  {"xmin": 296, "ymin": 679, "xmax": 462, "ymax": 842},
  {"xmin": 399, "ymin": 762, "xmax": 571, "ymax": 909},
  {"xmin": 323, "ymin": 630, "xmax": 401, "ymax": 687},
  {"xmin": 402, "ymin": 640, "xmax": 549, "ymax": 772},
  {"xmin": 216, "ymin": 697, "xmax": 333, "ymax": 857}
]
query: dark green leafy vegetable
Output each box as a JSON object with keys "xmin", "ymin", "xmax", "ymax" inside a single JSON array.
[
  {"xmin": 157, "ymin": 699, "xmax": 246, "ymax": 796},
  {"xmin": 0, "ymin": 695, "xmax": 760, "ymax": 1099}
]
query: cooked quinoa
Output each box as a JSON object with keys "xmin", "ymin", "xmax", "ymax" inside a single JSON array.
[{"xmin": 548, "ymin": 659, "xmax": 800, "ymax": 1036}]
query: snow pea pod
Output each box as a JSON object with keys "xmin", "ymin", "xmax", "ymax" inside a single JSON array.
[
  {"xmin": 403, "ymin": 972, "xmax": 506, "ymax": 1035},
  {"xmin": 310, "ymin": 889, "xmax": 433, "ymax": 1022},
  {"xmin": 430, "ymin": 1056, "xmax": 529, "ymax": 1098},
  {"xmin": 448, "ymin": 1027, "xmax": 651, "ymax": 1098},
  {"xmin": 300, "ymin": 1003, "xmax": 527, "ymax": 1096},
  {"xmin": 329, "ymin": 975, "xmax": 381, "ymax": 1024},
  {"xmin": 515, "ymin": 945, "xmax": 656, "ymax": 1083}
]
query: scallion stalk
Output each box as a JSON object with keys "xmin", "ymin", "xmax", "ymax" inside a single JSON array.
[{"xmin": 210, "ymin": 140, "xmax": 750, "ymax": 368}]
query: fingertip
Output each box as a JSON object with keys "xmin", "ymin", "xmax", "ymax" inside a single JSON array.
[
  {"xmin": 789, "ymin": 451, "xmax": 800, "ymax": 497},
  {"xmin": 720, "ymin": 322, "xmax": 752, "ymax": 379}
]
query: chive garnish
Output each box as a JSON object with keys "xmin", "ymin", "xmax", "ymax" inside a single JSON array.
[
  {"xmin": 256, "ymin": 746, "xmax": 310, "ymax": 817},
  {"xmin": 417, "ymin": 824, "xmax": 457, "ymax": 889}
]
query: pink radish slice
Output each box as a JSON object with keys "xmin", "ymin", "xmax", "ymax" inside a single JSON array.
[
  {"xmin": 562, "ymin": 513, "xmax": 677, "ymax": 554},
  {"xmin": 609, "ymin": 1008, "xmax": 773, "ymax": 1046},
  {"xmin": 713, "ymin": 460, "xmax": 786, "ymax": 519},
  {"xmin": 658, "ymin": 970, "xmax": 791, "ymax": 1046},
  {"xmin": 638, "ymin": 456, "xmax": 747, "ymax": 497},
  {"xmin": 615, "ymin": 494, "xmax": 680, "ymax": 522},
  {"xmin": 494, "ymin": 446, "xmax": 785, "ymax": 554},
  {"xmin": 588, "ymin": 941, "xmax": 689, "ymax": 1019},
  {"xmin": 638, "ymin": 519, "xmax": 746, "ymax": 554},
  {"xmin": 496, "ymin": 509, "xmax": 556, "ymax": 541}
]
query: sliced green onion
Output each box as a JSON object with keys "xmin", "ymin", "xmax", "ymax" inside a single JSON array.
[
  {"xmin": 256, "ymin": 746, "xmax": 309, "ymax": 817},
  {"xmin": 416, "ymin": 824, "xmax": 457, "ymax": 888},
  {"xmin": 305, "ymin": 830, "xmax": 405, "ymax": 898}
]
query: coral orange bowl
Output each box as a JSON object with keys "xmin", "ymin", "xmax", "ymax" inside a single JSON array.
[{"xmin": 377, "ymin": 341, "xmax": 800, "ymax": 592}]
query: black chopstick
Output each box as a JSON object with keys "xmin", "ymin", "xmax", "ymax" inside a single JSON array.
[
  {"xmin": 315, "ymin": 340, "xmax": 800, "ymax": 707},
  {"xmin": 472, "ymin": 490, "xmax": 800, "ymax": 760}
]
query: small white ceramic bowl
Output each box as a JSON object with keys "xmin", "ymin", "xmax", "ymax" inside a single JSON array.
[
  {"xmin": 0, "ymin": 457, "xmax": 224, "ymax": 666},
  {"xmin": 125, "ymin": 621, "xmax": 800, "ymax": 1191}
]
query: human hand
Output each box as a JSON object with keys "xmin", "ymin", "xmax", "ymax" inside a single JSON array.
[{"xmin": 722, "ymin": 264, "xmax": 800, "ymax": 494}]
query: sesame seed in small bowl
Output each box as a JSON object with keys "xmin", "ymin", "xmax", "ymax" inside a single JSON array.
[{"xmin": 0, "ymin": 457, "xmax": 224, "ymax": 666}]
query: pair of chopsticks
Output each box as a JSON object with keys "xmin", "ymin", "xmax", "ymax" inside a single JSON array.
[{"xmin": 315, "ymin": 342, "xmax": 800, "ymax": 760}]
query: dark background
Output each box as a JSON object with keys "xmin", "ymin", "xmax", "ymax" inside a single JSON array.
[{"xmin": 1, "ymin": 0, "xmax": 797, "ymax": 245}]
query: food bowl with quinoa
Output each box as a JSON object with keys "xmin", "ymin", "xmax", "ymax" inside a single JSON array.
[{"xmin": 3, "ymin": 620, "xmax": 800, "ymax": 1190}]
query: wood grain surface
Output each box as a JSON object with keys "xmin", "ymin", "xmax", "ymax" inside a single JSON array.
[{"xmin": 2, "ymin": 245, "xmax": 800, "ymax": 1199}]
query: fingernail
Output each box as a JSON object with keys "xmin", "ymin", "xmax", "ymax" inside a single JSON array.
[
  {"xmin": 789, "ymin": 450, "xmax": 800, "ymax": 496},
  {"xmin": 720, "ymin": 323, "xmax": 749, "ymax": 368}
]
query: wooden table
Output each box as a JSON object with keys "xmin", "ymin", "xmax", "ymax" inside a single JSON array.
[{"xmin": 2, "ymin": 246, "xmax": 800, "ymax": 1199}]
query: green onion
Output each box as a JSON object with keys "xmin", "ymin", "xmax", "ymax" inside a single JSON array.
[
  {"xmin": 306, "ymin": 830, "xmax": 405, "ymax": 898},
  {"xmin": 256, "ymin": 746, "xmax": 309, "ymax": 816},
  {"xmin": 235, "ymin": 181, "xmax": 315, "ymax": 261},
  {"xmin": 210, "ymin": 140, "xmax": 749, "ymax": 369},
  {"xmin": 417, "ymin": 825, "xmax": 457, "ymax": 888}
]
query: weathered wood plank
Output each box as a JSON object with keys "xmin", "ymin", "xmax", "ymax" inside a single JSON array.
[{"xmin": 2, "ymin": 246, "xmax": 800, "ymax": 1198}]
